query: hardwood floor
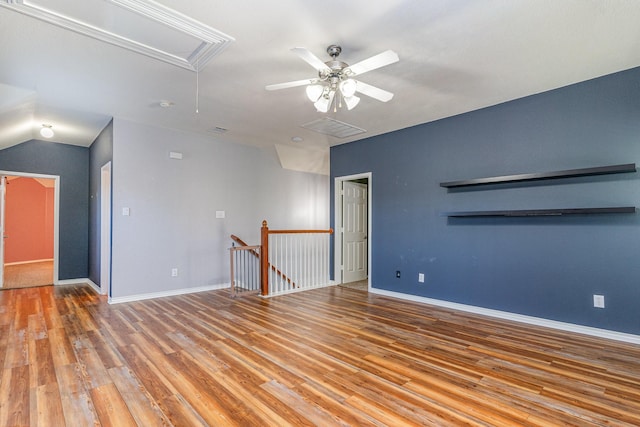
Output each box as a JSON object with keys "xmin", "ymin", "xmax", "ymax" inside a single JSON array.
[
  {"xmin": 1, "ymin": 284, "xmax": 640, "ymax": 426},
  {"xmin": 339, "ymin": 279, "xmax": 368, "ymax": 291}
]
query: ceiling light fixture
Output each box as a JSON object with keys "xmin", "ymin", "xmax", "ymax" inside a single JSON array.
[
  {"xmin": 309, "ymin": 78, "xmax": 360, "ymax": 113},
  {"xmin": 40, "ymin": 124, "xmax": 54, "ymax": 138},
  {"xmin": 305, "ymin": 85, "xmax": 324, "ymax": 102},
  {"xmin": 266, "ymin": 45, "xmax": 398, "ymax": 113}
]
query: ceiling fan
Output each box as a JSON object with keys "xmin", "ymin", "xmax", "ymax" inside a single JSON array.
[{"xmin": 265, "ymin": 45, "xmax": 399, "ymax": 112}]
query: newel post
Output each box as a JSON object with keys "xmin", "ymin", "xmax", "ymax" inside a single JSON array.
[{"xmin": 260, "ymin": 220, "xmax": 269, "ymax": 296}]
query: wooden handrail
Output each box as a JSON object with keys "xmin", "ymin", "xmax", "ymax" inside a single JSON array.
[
  {"xmin": 231, "ymin": 233, "xmax": 296, "ymax": 293},
  {"xmin": 230, "ymin": 235, "xmax": 260, "ymax": 258},
  {"xmin": 267, "ymin": 229, "xmax": 334, "ymax": 235}
]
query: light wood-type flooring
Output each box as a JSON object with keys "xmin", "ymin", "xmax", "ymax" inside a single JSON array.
[
  {"xmin": 339, "ymin": 279, "xmax": 368, "ymax": 291},
  {"xmin": 1, "ymin": 284, "xmax": 640, "ymax": 426},
  {"xmin": 2, "ymin": 261, "xmax": 53, "ymax": 289}
]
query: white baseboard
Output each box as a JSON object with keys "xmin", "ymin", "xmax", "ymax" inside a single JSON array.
[
  {"xmin": 369, "ymin": 288, "xmax": 640, "ymax": 345},
  {"xmin": 5, "ymin": 258, "xmax": 54, "ymax": 266},
  {"xmin": 85, "ymin": 279, "xmax": 101, "ymax": 294},
  {"xmin": 108, "ymin": 283, "xmax": 230, "ymax": 304},
  {"xmin": 56, "ymin": 278, "xmax": 92, "ymax": 286},
  {"xmin": 56, "ymin": 278, "xmax": 103, "ymax": 294}
]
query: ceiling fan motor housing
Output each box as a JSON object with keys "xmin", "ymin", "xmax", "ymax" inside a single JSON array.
[
  {"xmin": 326, "ymin": 44, "xmax": 342, "ymax": 58},
  {"xmin": 319, "ymin": 45, "xmax": 351, "ymax": 82}
]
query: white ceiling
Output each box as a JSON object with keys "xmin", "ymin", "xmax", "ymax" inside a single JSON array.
[{"xmin": 1, "ymin": 1, "xmax": 640, "ymax": 157}]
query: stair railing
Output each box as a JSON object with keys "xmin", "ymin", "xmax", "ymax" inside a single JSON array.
[
  {"xmin": 229, "ymin": 243, "xmax": 261, "ymax": 297},
  {"xmin": 260, "ymin": 220, "xmax": 333, "ymax": 296},
  {"xmin": 231, "ymin": 234, "xmax": 296, "ymax": 288}
]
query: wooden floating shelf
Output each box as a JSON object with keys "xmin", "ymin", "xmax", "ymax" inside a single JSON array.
[
  {"xmin": 444, "ymin": 207, "xmax": 636, "ymax": 217},
  {"xmin": 440, "ymin": 163, "xmax": 636, "ymax": 188}
]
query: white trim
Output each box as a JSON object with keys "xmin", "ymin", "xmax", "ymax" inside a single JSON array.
[
  {"xmin": 334, "ymin": 172, "xmax": 372, "ymax": 288},
  {"xmin": 0, "ymin": 176, "xmax": 4, "ymax": 286},
  {"xmin": 0, "ymin": 0, "xmax": 234, "ymax": 71},
  {"xmin": 4, "ymin": 258, "xmax": 53, "ymax": 266},
  {"xmin": 108, "ymin": 283, "xmax": 230, "ymax": 304},
  {"xmin": 369, "ymin": 288, "xmax": 640, "ymax": 345},
  {"xmin": 56, "ymin": 278, "xmax": 93, "ymax": 286},
  {"xmin": 100, "ymin": 161, "xmax": 112, "ymax": 296},
  {"xmin": 86, "ymin": 279, "xmax": 100, "ymax": 294},
  {"xmin": 55, "ymin": 278, "xmax": 100, "ymax": 294}
]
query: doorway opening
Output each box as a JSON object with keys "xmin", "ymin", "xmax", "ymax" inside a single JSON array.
[
  {"xmin": 1, "ymin": 171, "xmax": 60, "ymax": 289},
  {"xmin": 335, "ymin": 172, "xmax": 371, "ymax": 291},
  {"xmin": 100, "ymin": 161, "xmax": 112, "ymax": 296}
]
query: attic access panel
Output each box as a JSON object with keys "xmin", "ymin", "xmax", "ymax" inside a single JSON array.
[{"xmin": 0, "ymin": 0, "xmax": 234, "ymax": 71}]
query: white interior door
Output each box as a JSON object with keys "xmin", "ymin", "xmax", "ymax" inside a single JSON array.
[
  {"xmin": 342, "ymin": 181, "xmax": 368, "ymax": 283},
  {"xmin": 0, "ymin": 176, "xmax": 5, "ymax": 287}
]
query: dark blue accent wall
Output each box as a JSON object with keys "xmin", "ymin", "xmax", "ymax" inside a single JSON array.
[
  {"xmin": 0, "ymin": 140, "xmax": 89, "ymax": 280},
  {"xmin": 89, "ymin": 120, "xmax": 113, "ymax": 286},
  {"xmin": 331, "ymin": 66, "xmax": 640, "ymax": 335}
]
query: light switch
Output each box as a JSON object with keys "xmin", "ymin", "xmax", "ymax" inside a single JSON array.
[
  {"xmin": 122, "ymin": 207, "xmax": 130, "ymax": 216},
  {"xmin": 216, "ymin": 210, "xmax": 225, "ymax": 219}
]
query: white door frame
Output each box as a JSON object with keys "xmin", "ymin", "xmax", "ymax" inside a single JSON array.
[
  {"xmin": 334, "ymin": 172, "xmax": 372, "ymax": 287},
  {"xmin": 0, "ymin": 170, "xmax": 60, "ymax": 287},
  {"xmin": 0, "ymin": 176, "xmax": 5, "ymax": 286},
  {"xmin": 100, "ymin": 162, "xmax": 112, "ymax": 296}
]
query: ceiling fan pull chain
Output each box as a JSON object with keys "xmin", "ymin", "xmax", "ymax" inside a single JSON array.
[{"xmin": 195, "ymin": 57, "xmax": 200, "ymax": 114}]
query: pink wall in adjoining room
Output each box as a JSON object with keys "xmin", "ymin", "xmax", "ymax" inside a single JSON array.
[{"xmin": 4, "ymin": 177, "xmax": 54, "ymax": 264}]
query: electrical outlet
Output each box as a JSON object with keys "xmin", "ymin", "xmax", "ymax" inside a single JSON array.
[
  {"xmin": 593, "ymin": 294, "xmax": 605, "ymax": 308},
  {"xmin": 171, "ymin": 268, "xmax": 178, "ymax": 277},
  {"xmin": 418, "ymin": 273, "xmax": 425, "ymax": 283},
  {"xmin": 396, "ymin": 270, "xmax": 401, "ymax": 278}
]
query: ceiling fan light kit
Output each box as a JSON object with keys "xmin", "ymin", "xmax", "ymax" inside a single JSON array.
[
  {"xmin": 306, "ymin": 84, "xmax": 324, "ymax": 102},
  {"xmin": 343, "ymin": 95, "xmax": 360, "ymax": 110},
  {"xmin": 339, "ymin": 79, "xmax": 357, "ymax": 97},
  {"xmin": 266, "ymin": 44, "xmax": 398, "ymax": 112},
  {"xmin": 314, "ymin": 89, "xmax": 335, "ymax": 113}
]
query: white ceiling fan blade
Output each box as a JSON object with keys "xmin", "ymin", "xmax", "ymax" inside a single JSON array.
[
  {"xmin": 291, "ymin": 47, "xmax": 331, "ymax": 73},
  {"xmin": 346, "ymin": 50, "xmax": 399, "ymax": 76},
  {"xmin": 265, "ymin": 78, "xmax": 317, "ymax": 91},
  {"xmin": 355, "ymin": 80, "xmax": 394, "ymax": 102}
]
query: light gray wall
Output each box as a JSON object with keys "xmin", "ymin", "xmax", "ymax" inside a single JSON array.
[{"xmin": 111, "ymin": 119, "xmax": 328, "ymax": 299}]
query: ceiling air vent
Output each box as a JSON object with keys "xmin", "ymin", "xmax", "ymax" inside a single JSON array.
[{"xmin": 301, "ymin": 117, "xmax": 366, "ymax": 139}]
